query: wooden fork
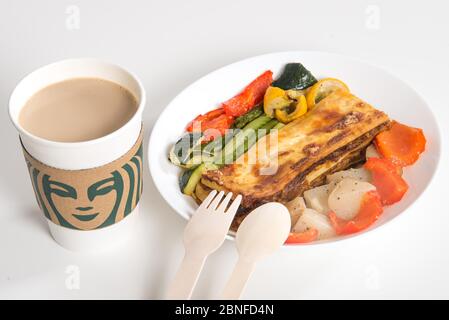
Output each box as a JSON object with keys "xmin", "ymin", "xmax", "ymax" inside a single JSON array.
[{"xmin": 166, "ymin": 190, "xmax": 242, "ymax": 300}]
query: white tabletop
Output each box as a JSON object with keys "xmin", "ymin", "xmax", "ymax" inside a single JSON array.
[{"xmin": 0, "ymin": 0, "xmax": 447, "ymax": 299}]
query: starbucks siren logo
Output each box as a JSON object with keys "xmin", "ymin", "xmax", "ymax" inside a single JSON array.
[{"xmin": 23, "ymin": 131, "xmax": 143, "ymax": 230}]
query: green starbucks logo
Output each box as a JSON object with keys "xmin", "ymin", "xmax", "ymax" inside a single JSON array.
[{"xmin": 23, "ymin": 134, "xmax": 143, "ymax": 230}]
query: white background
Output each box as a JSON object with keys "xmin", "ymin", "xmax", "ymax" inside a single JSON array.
[{"xmin": 0, "ymin": 0, "xmax": 448, "ymax": 299}]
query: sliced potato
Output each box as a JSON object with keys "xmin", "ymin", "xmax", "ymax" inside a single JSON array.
[
  {"xmin": 326, "ymin": 167, "xmax": 371, "ymax": 184},
  {"xmin": 366, "ymin": 144, "xmax": 381, "ymax": 159},
  {"xmin": 328, "ymin": 178, "xmax": 376, "ymax": 220},
  {"xmin": 303, "ymin": 184, "xmax": 332, "ymax": 214},
  {"xmin": 286, "ymin": 196, "xmax": 307, "ymax": 227},
  {"xmin": 293, "ymin": 208, "xmax": 336, "ymax": 240}
]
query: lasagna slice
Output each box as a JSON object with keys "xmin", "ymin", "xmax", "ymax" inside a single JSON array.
[{"xmin": 195, "ymin": 91, "xmax": 390, "ymax": 229}]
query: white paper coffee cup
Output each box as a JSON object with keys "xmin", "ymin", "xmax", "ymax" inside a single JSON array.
[{"xmin": 9, "ymin": 58, "xmax": 146, "ymax": 251}]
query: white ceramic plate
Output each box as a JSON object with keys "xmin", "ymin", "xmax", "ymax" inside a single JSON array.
[{"xmin": 148, "ymin": 51, "xmax": 441, "ymax": 245}]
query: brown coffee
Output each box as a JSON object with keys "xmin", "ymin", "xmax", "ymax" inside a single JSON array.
[{"xmin": 19, "ymin": 78, "xmax": 138, "ymax": 142}]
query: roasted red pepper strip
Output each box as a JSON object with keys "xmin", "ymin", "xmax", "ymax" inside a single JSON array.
[
  {"xmin": 186, "ymin": 107, "xmax": 233, "ymax": 142},
  {"xmin": 364, "ymin": 157, "xmax": 409, "ymax": 205},
  {"xmin": 222, "ymin": 70, "xmax": 273, "ymax": 117},
  {"xmin": 186, "ymin": 107, "xmax": 226, "ymax": 132},
  {"xmin": 185, "ymin": 70, "xmax": 273, "ymax": 139},
  {"xmin": 329, "ymin": 190, "xmax": 383, "ymax": 235},
  {"xmin": 200, "ymin": 113, "xmax": 234, "ymax": 142},
  {"xmin": 375, "ymin": 121, "xmax": 426, "ymax": 167},
  {"xmin": 284, "ymin": 229, "xmax": 319, "ymax": 244}
]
